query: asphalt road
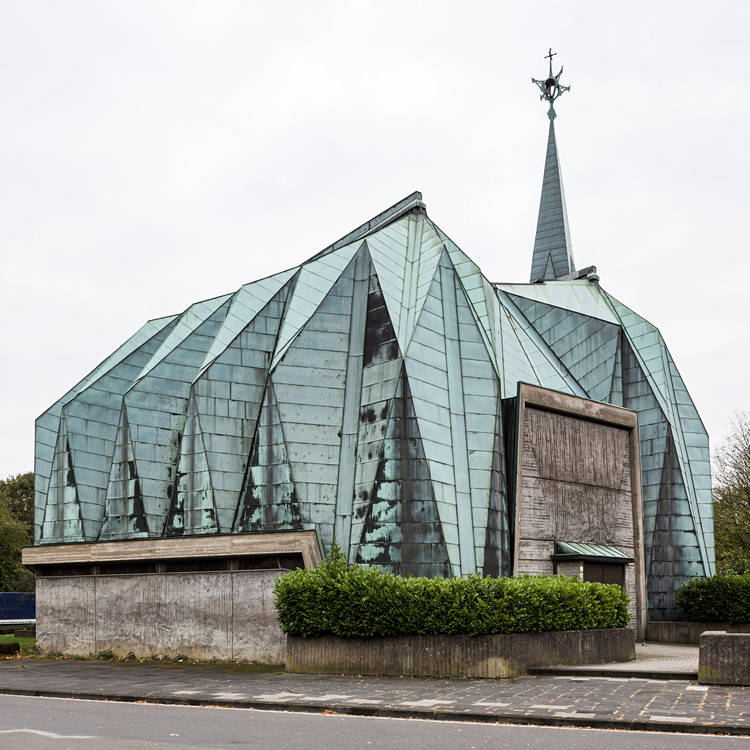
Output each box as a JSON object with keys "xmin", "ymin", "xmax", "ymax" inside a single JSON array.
[{"xmin": 0, "ymin": 695, "xmax": 747, "ymax": 750}]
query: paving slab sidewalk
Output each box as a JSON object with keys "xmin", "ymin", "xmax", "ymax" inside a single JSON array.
[
  {"xmin": 0, "ymin": 644, "xmax": 746, "ymax": 736},
  {"xmin": 530, "ymin": 641, "xmax": 700, "ymax": 679}
]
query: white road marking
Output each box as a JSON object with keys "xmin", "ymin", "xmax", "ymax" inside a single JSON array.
[
  {"xmin": 472, "ymin": 701, "xmax": 511, "ymax": 707},
  {"xmin": 686, "ymin": 684, "xmax": 709, "ymax": 691},
  {"xmin": 398, "ymin": 699, "xmax": 455, "ymax": 707},
  {"xmin": 172, "ymin": 689, "xmax": 201, "ymax": 695},
  {"xmin": 0, "ymin": 728, "xmax": 95, "ymax": 739}
]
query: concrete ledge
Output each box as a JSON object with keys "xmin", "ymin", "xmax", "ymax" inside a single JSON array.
[
  {"xmin": 23, "ymin": 530, "xmax": 323, "ymax": 571},
  {"xmin": 649, "ymin": 621, "xmax": 750, "ymax": 644},
  {"xmin": 287, "ymin": 628, "xmax": 635, "ymax": 679},
  {"xmin": 699, "ymin": 631, "xmax": 750, "ymax": 685}
]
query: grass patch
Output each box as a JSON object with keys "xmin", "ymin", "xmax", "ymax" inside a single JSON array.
[
  {"xmin": 0, "ymin": 634, "xmax": 278, "ymax": 670},
  {"xmin": 0, "ymin": 633, "xmax": 36, "ymax": 656},
  {"xmin": 0, "ymin": 637, "xmax": 279, "ymax": 670}
]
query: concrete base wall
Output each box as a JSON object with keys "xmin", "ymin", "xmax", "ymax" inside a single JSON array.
[
  {"xmin": 648, "ymin": 620, "xmax": 750, "ymax": 645},
  {"xmin": 699, "ymin": 631, "xmax": 750, "ymax": 686},
  {"xmin": 36, "ymin": 570, "xmax": 286, "ymax": 663},
  {"xmin": 286, "ymin": 628, "xmax": 635, "ymax": 679}
]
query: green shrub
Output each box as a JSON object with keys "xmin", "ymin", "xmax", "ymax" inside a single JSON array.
[
  {"xmin": 676, "ymin": 574, "xmax": 750, "ymax": 624},
  {"xmin": 273, "ymin": 543, "xmax": 630, "ymax": 638}
]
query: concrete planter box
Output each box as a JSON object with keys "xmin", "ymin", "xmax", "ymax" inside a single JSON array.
[
  {"xmin": 648, "ymin": 621, "xmax": 750, "ymax": 645},
  {"xmin": 699, "ymin": 631, "xmax": 750, "ymax": 686},
  {"xmin": 287, "ymin": 628, "xmax": 635, "ymax": 679}
]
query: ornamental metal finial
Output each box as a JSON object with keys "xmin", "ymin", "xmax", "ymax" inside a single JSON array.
[{"xmin": 532, "ymin": 48, "xmax": 570, "ymax": 121}]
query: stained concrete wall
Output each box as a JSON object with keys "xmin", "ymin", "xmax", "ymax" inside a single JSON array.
[
  {"xmin": 287, "ymin": 628, "xmax": 635, "ymax": 679},
  {"xmin": 25, "ymin": 532, "xmax": 322, "ymax": 663},
  {"xmin": 35, "ymin": 577, "xmax": 96, "ymax": 656},
  {"xmin": 649, "ymin": 620, "xmax": 750, "ymax": 645},
  {"xmin": 36, "ymin": 569, "xmax": 286, "ymax": 663},
  {"xmin": 699, "ymin": 631, "xmax": 750, "ymax": 686}
]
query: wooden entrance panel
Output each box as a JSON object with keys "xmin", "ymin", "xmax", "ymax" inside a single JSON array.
[{"xmin": 583, "ymin": 561, "xmax": 625, "ymax": 587}]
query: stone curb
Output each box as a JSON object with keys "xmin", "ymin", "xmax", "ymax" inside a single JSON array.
[
  {"xmin": 528, "ymin": 667, "xmax": 699, "ymax": 680},
  {"xmin": 1, "ymin": 685, "xmax": 748, "ymax": 737}
]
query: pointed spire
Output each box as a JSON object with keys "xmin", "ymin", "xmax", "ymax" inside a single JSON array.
[{"xmin": 530, "ymin": 51, "xmax": 575, "ymax": 282}]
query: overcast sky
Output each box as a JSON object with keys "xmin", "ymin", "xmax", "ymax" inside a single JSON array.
[{"xmin": 1, "ymin": 1, "xmax": 748, "ymax": 478}]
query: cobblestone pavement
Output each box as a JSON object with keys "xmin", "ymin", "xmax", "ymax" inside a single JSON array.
[{"xmin": 0, "ymin": 658, "xmax": 748, "ymax": 735}]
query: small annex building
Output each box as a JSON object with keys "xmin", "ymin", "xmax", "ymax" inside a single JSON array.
[{"xmin": 25, "ymin": 59, "xmax": 713, "ymax": 661}]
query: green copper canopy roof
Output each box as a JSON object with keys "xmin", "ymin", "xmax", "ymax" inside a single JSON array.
[{"xmin": 553, "ymin": 541, "xmax": 634, "ymax": 562}]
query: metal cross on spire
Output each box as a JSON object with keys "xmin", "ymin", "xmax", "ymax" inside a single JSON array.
[{"xmin": 532, "ymin": 48, "xmax": 570, "ymax": 121}]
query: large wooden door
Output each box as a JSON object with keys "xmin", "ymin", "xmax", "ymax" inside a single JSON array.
[{"xmin": 583, "ymin": 561, "xmax": 624, "ymax": 587}]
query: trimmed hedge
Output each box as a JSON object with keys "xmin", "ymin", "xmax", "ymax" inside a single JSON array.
[
  {"xmin": 676, "ymin": 574, "xmax": 750, "ymax": 624},
  {"xmin": 273, "ymin": 544, "xmax": 630, "ymax": 638}
]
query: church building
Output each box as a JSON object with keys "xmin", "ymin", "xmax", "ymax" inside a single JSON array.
[{"xmin": 25, "ymin": 56, "xmax": 713, "ymax": 661}]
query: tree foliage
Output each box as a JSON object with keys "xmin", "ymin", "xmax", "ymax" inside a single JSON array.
[
  {"xmin": 713, "ymin": 413, "xmax": 750, "ymax": 572},
  {"xmin": 0, "ymin": 472, "xmax": 34, "ymax": 591}
]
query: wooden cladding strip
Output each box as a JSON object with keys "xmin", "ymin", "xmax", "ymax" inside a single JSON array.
[
  {"xmin": 517, "ymin": 382, "xmax": 638, "ymax": 429},
  {"xmin": 23, "ymin": 530, "xmax": 322, "ymax": 570}
]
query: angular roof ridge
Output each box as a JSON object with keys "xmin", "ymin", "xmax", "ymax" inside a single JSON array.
[{"xmin": 307, "ymin": 191, "xmax": 424, "ymax": 262}]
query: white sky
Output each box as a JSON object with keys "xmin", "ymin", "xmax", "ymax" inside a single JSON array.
[{"xmin": 1, "ymin": 1, "xmax": 748, "ymax": 478}]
